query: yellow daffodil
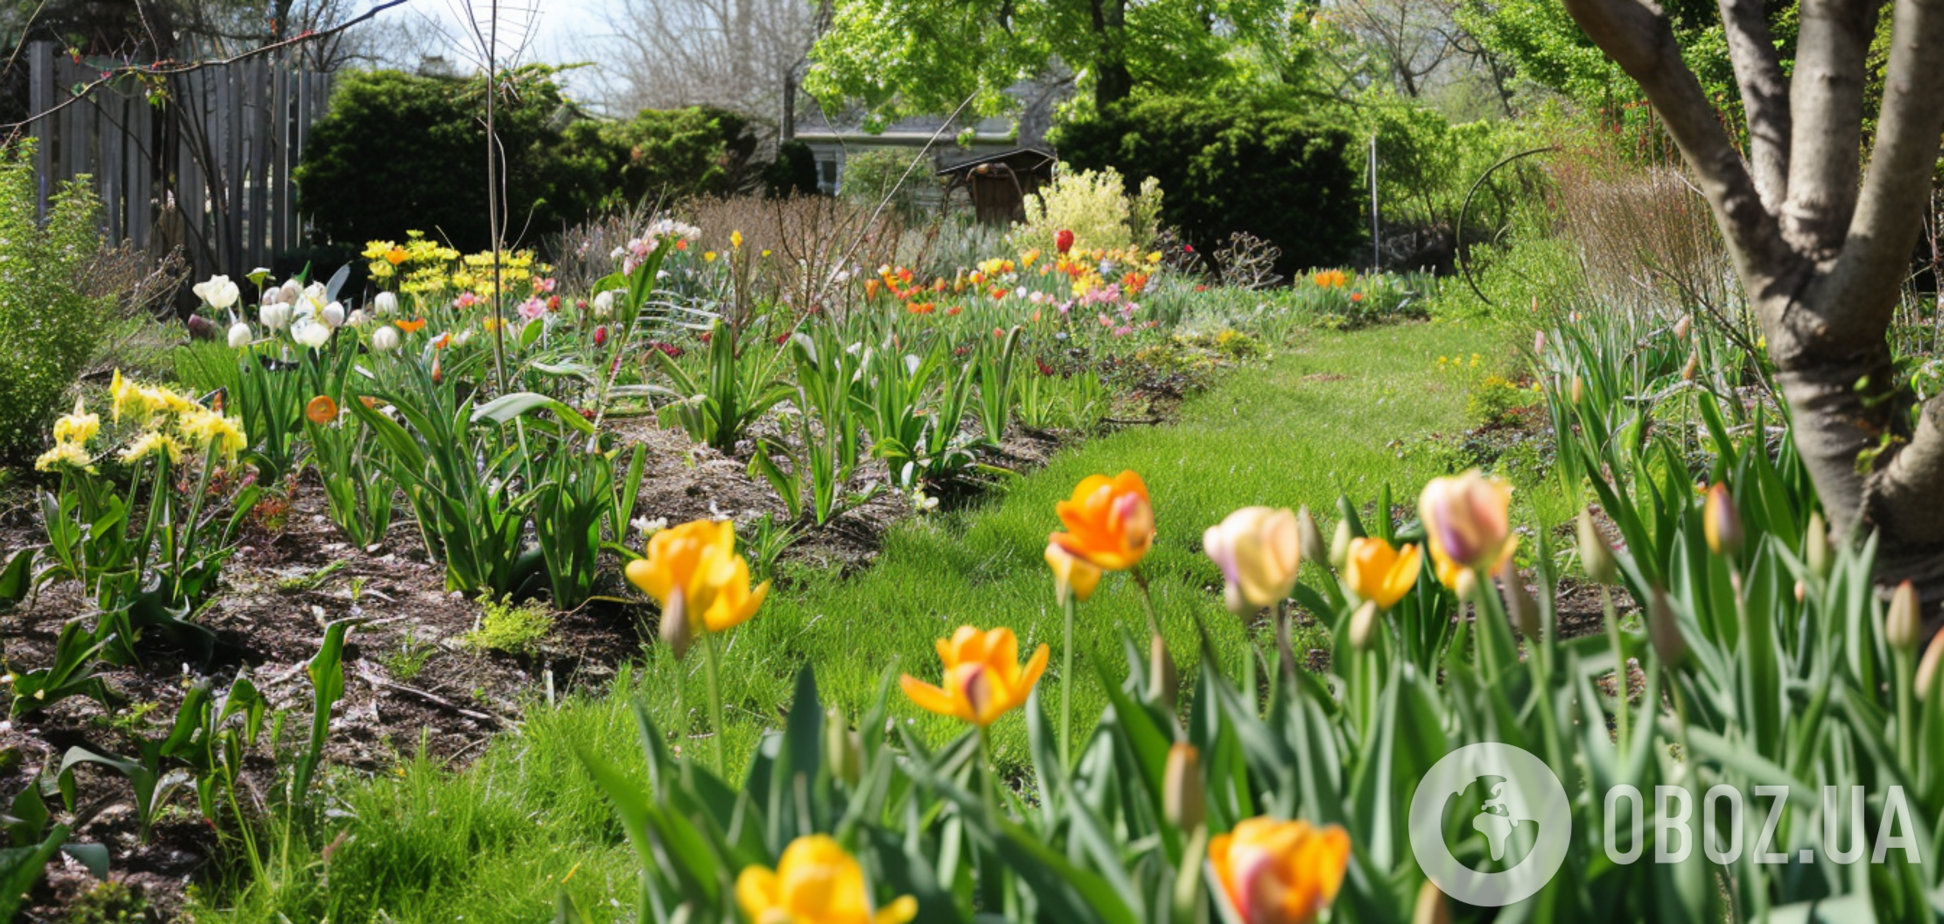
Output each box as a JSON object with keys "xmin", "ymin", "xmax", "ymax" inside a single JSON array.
[
  {"xmin": 52, "ymin": 401, "xmax": 99, "ymax": 446},
  {"xmin": 1049, "ymin": 471, "xmax": 1154, "ymax": 571},
  {"xmin": 1210, "ymin": 817, "xmax": 1351, "ymax": 924},
  {"xmin": 624, "ymin": 519, "xmax": 770, "ymax": 638},
  {"xmin": 34, "ymin": 440, "xmax": 95, "ymax": 473},
  {"xmin": 1203, "ymin": 507, "xmax": 1301, "ymax": 615},
  {"xmin": 1044, "ymin": 541, "xmax": 1101, "ymax": 605},
  {"xmin": 177, "ymin": 407, "xmax": 247, "ymax": 459},
  {"xmin": 1343, "ymin": 537, "xmax": 1422, "ymax": 609},
  {"xmin": 119, "ymin": 431, "xmax": 183, "ymax": 465},
  {"xmin": 735, "ymin": 835, "xmax": 917, "ymax": 924},
  {"xmin": 1418, "ymin": 471, "xmax": 1514, "ymax": 587},
  {"xmin": 901, "ymin": 626, "xmax": 1048, "ymax": 726}
]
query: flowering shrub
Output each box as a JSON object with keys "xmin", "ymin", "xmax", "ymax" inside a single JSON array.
[{"xmin": 1013, "ymin": 163, "xmax": 1162, "ymax": 255}]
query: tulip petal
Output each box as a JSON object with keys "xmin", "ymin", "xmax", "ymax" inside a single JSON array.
[{"xmin": 900, "ymin": 675, "xmax": 967, "ymax": 722}]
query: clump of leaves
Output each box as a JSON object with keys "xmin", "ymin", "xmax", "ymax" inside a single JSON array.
[
  {"xmin": 465, "ymin": 595, "xmax": 554, "ymax": 656},
  {"xmin": 63, "ymin": 878, "xmax": 148, "ymax": 924}
]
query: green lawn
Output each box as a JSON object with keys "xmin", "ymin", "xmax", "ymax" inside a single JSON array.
[{"xmin": 199, "ymin": 318, "xmax": 1510, "ymax": 923}]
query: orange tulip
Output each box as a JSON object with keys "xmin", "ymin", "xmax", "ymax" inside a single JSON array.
[
  {"xmin": 735, "ymin": 835, "xmax": 917, "ymax": 924},
  {"xmin": 1049, "ymin": 471, "xmax": 1154, "ymax": 571},
  {"xmin": 396, "ymin": 317, "xmax": 427, "ymax": 334},
  {"xmin": 900, "ymin": 626, "xmax": 1048, "ymax": 726},
  {"xmin": 625, "ymin": 519, "xmax": 769, "ymax": 638},
  {"xmin": 1210, "ymin": 817, "xmax": 1351, "ymax": 924},
  {"xmin": 1343, "ymin": 537, "xmax": 1422, "ymax": 609},
  {"xmin": 305, "ymin": 395, "xmax": 339, "ymax": 424},
  {"xmin": 1703, "ymin": 483, "xmax": 1743, "ymax": 557}
]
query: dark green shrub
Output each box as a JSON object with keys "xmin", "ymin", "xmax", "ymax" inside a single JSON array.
[
  {"xmin": 0, "ymin": 145, "xmax": 112, "ymax": 463},
  {"xmin": 295, "ymin": 66, "xmax": 609, "ymax": 252},
  {"xmin": 568, "ymin": 106, "xmax": 764, "ymax": 207},
  {"xmin": 1053, "ymin": 95, "xmax": 1365, "ymax": 272},
  {"xmin": 764, "ymin": 140, "xmax": 821, "ymax": 198}
]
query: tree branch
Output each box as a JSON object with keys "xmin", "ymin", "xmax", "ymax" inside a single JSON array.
[
  {"xmin": 1869, "ymin": 396, "xmax": 1944, "ymax": 549},
  {"xmin": 1781, "ymin": 0, "xmax": 1873, "ymax": 255},
  {"xmin": 1823, "ymin": 0, "xmax": 1944, "ymax": 339},
  {"xmin": 1558, "ymin": 0, "xmax": 1792, "ymax": 285},
  {"xmin": 1716, "ymin": 0, "xmax": 1790, "ymax": 209}
]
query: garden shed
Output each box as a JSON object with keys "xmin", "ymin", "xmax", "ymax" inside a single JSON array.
[{"xmin": 937, "ymin": 148, "xmax": 1056, "ymax": 225}]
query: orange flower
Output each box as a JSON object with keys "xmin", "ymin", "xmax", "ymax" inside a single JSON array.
[
  {"xmin": 946, "ymin": 306, "xmax": 962, "ymax": 316},
  {"xmin": 907, "ymin": 301, "xmax": 935, "ymax": 315},
  {"xmin": 384, "ymin": 247, "xmax": 408, "ymax": 266},
  {"xmin": 1049, "ymin": 471, "xmax": 1154, "ymax": 571},
  {"xmin": 1210, "ymin": 817, "xmax": 1351, "ymax": 924},
  {"xmin": 1343, "ymin": 537, "xmax": 1422, "ymax": 609},
  {"xmin": 305, "ymin": 395, "xmax": 339, "ymax": 424},
  {"xmin": 865, "ymin": 279, "xmax": 880, "ymax": 299},
  {"xmin": 396, "ymin": 317, "xmax": 427, "ymax": 334},
  {"xmin": 900, "ymin": 626, "xmax": 1049, "ymax": 726}
]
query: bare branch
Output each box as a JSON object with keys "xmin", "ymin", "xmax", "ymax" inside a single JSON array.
[
  {"xmin": 1781, "ymin": 0, "xmax": 1873, "ymax": 255},
  {"xmin": 1824, "ymin": 0, "xmax": 1944, "ymax": 336},
  {"xmin": 1716, "ymin": 0, "xmax": 1790, "ymax": 209},
  {"xmin": 1558, "ymin": 0, "xmax": 1792, "ymax": 284}
]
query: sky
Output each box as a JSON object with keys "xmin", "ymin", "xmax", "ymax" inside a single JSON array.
[{"xmin": 380, "ymin": 0, "xmax": 617, "ymax": 99}]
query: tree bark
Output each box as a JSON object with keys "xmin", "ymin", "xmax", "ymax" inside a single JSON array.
[{"xmin": 1560, "ymin": 0, "xmax": 1944, "ymax": 609}]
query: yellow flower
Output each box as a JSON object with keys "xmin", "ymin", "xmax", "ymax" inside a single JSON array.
[
  {"xmin": 704, "ymin": 251, "xmax": 718, "ymax": 262},
  {"xmin": 118, "ymin": 431, "xmax": 183, "ymax": 465},
  {"xmin": 1209, "ymin": 817, "xmax": 1351, "ymax": 924},
  {"xmin": 731, "ymin": 230, "xmax": 744, "ymax": 249},
  {"xmin": 1418, "ymin": 471, "xmax": 1514, "ymax": 585},
  {"xmin": 1044, "ymin": 541, "xmax": 1101, "ymax": 605},
  {"xmin": 177, "ymin": 407, "xmax": 247, "ymax": 459},
  {"xmin": 52, "ymin": 402, "xmax": 100, "ymax": 446},
  {"xmin": 1703, "ymin": 483, "xmax": 1742, "ymax": 557},
  {"xmin": 109, "ymin": 369, "xmax": 142, "ymax": 422},
  {"xmin": 34, "ymin": 440, "xmax": 95, "ymax": 473},
  {"xmin": 1203, "ymin": 507, "xmax": 1301, "ymax": 615},
  {"xmin": 623, "ymin": 519, "xmax": 770, "ymax": 634},
  {"xmin": 900, "ymin": 626, "xmax": 1049, "ymax": 726},
  {"xmin": 1147, "ymin": 251, "xmax": 1162, "ymax": 264},
  {"xmin": 1343, "ymin": 537, "xmax": 1422, "ymax": 609},
  {"xmin": 735, "ymin": 835, "xmax": 917, "ymax": 924},
  {"xmin": 1048, "ymin": 471, "xmax": 1154, "ymax": 571}
]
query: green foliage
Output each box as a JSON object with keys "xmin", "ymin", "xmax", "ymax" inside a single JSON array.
[
  {"xmin": 1464, "ymin": 373, "xmax": 1536, "ymax": 427},
  {"xmin": 467, "ymin": 595, "xmax": 555, "ymax": 656},
  {"xmin": 836, "ymin": 148, "xmax": 938, "ymax": 222},
  {"xmin": 1054, "ymin": 95, "xmax": 1365, "ymax": 273},
  {"xmin": 566, "ymin": 106, "xmax": 761, "ymax": 207},
  {"xmin": 296, "ymin": 67, "xmax": 609, "ymax": 252},
  {"xmin": 1457, "ymin": 0, "xmax": 1754, "ymax": 114},
  {"xmin": 0, "ymin": 146, "xmax": 111, "ymax": 462},
  {"xmin": 1011, "ymin": 163, "xmax": 1161, "ymax": 254}
]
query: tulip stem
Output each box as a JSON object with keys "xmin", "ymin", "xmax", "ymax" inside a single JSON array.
[
  {"xmin": 703, "ymin": 629, "xmax": 727, "ymax": 773},
  {"xmin": 1602, "ymin": 585, "xmax": 1628, "ymax": 759},
  {"xmin": 1894, "ymin": 649, "xmax": 1915, "ymax": 769},
  {"xmin": 1061, "ymin": 593, "xmax": 1075, "ymax": 770}
]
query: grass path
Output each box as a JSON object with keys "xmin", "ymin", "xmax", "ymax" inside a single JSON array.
[{"xmin": 205, "ymin": 318, "xmax": 1506, "ymax": 923}]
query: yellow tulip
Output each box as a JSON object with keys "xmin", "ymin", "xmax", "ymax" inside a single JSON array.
[
  {"xmin": 1343, "ymin": 538, "xmax": 1422, "ymax": 608},
  {"xmin": 1209, "ymin": 816, "xmax": 1351, "ymax": 924},
  {"xmin": 1419, "ymin": 471, "xmax": 1514, "ymax": 584},
  {"xmin": 735, "ymin": 834, "xmax": 917, "ymax": 924},
  {"xmin": 1703, "ymin": 483, "xmax": 1743, "ymax": 557},
  {"xmin": 624, "ymin": 519, "xmax": 770, "ymax": 639},
  {"xmin": 1049, "ymin": 471, "xmax": 1154, "ymax": 571},
  {"xmin": 900, "ymin": 626, "xmax": 1049, "ymax": 726},
  {"xmin": 1203, "ymin": 507, "xmax": 1301, "ymax": 615},
  {"xmin": 1044, "ymin": 541, "xmax": 1101, "ymax": 605},
  {"xmin": 731, "ymin": 230, "xmax": 744, "ymax": 249}
]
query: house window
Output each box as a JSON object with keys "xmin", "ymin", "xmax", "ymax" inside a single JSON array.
[{"xmin": 819, "ymin": 158, "xmax": 841, "ymax": 195}]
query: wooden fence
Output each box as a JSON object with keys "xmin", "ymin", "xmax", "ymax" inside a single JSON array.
[{"xmin": 27, "ymin": 42, "xmax": 334, "ymax": 280}]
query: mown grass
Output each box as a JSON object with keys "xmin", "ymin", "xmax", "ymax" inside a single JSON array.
[{"xmin": 196, "ymin": 317, "xmax": 1513, "ymax": 923}]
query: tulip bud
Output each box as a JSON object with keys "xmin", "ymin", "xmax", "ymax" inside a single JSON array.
[
  {"xmin": 1163, "ymin": 743, "xmax": 1204, "ymax": 831},
  {"xmin": 185, "ymin": 313, "xmax": 217, "ymax": 340},
  {"xmin": 227, "ymin": 321, "xmax": 252, "ymax": 349},
  {"xmin": 1793, "ymin": 580, "xmax": 1806, "ymax": 603},
  {"xmin": 1570, "ymin": 375, "xmax": 1584, "ymax": 405},
  {"xmin": 1349, "ymin": 600, "xmax": 1381, "ymax": 651},
  {"xmin": 660, "ymin": 591, "xmax": 692, "ymax": 660},
  {"xmin": 824, "ymin": 707, "xmax": 864, "ymax": 786},
  {"xmin": 1887, "ymin": 581, "xmax": 1921, "ymax": 652},
  {"xmin": 1453, "ymin": 568, "xmax": 1478, "ymax": 602},
  {"xmin": 1576, "ymin": 509, "xmax": 1616, "ymax": 585},
  {"xmin": 322, "ymin": 301, "xmax": 346, "ymax": 328},
  {"xmin": 278, "ymin": 278, "xmax": 302, "ymax": 305},
  {"xmin": 592, "ymin": 290, "xmax": 616, "ymax": 318},
  {"xmin": 1805, "ymin": 511, "xmax": 1831, "ymax": 579},
  {"xmin": 1533, "ymin": 330, "xmax": 1546, "ymax": 356},
  {"xmin": 1703, "ymin": 484, "xmax": 1742, "ymax": 557},
  {"xmin": 1501, "ymin": 566, "xmax": 1541, "ymax": 641},
  {"xmin": 1329, "ymin": 518, "xmax": 1353, "ymax": 570},
  {"xmin": 1918, "ymin": 628, "xmax": 1944, "ymax": 702},
  {"xmin": 1413, "ymin": 880, "xmax": 1452, "ymax": 924},
  {"xmin": 1672, "ymin": 314, "xmax": 1693, "ymax": 340},
  {"xmin": 1149, "ymin": 634, "xmax": 1178, "ymax": 710},
  {"xmin": 1648, "ymin": 586, "xmax": 1685, "ymax": 666},
  {"xmin": 1681, "ymin": 351, "xmax": 1700, "ymax": 381},
  {"xmin": 371, "ymin": 326, "xmax": 400, "ymax": 353},
  {"xmin": 374, "ymin": 291, "xmax": 399, "ymax": 315},
  {"xmin": 1296, "ymin": 506, "xmax": 1328, "ymax": 568}
]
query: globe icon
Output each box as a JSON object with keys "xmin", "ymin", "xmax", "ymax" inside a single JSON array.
[{"xmin": 1442, "ymin": 774, "xmax": 1541, "ymax": 873}]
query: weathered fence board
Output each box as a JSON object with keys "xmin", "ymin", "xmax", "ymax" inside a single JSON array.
[{"xmin": 27, "ymin": 42, "xmax": 333, "ymax": 281}]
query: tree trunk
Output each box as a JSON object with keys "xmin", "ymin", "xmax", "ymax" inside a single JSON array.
[{"xmin": 1091, "ymin": 0, "xmax": 1133, "ymax": 107}]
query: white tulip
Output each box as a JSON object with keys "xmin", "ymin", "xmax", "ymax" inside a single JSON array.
[
  {"xmin": 278, "ymin": 279, "xmax": 302, "ymax": 305},
  {"xmin": 194, "ymin": 275, "xmax": 241, "ymax": 310},
  {"xmin": 371, "ymin": 325, "xmax": 400, "ymax": 352},
  {"xmin": 227, "ymin": 321, "xmax": 252, "ymax": 349},
  {"xmin": 321, "ymin": 301, "xmax": 346, "ymax": 328},
  {"xmin": 374, "ymin": 291, "xmax": 398, "ymax": 315},
  {"xmin": 592, "ymin": 291, "xmax": 616, "ymax": 317},
  {"xmin": 347, "ymin": 309, "xmax": 368, "ymax": 327},
  {"xmin": 259, "ymin": 301, "xmax": 292, "ymax": 331},
  {"xmin": 291, "ymin": 317, "xmax": 331, "ymax": 349}
]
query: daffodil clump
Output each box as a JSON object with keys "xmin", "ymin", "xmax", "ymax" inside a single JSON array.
[
  {"xmin": 106, "ymin": 370, "xmax": 245, "ymax": 465},
  {"xmin": 362, "ymin": 231, "xmax": 462, "ymax": 295}
]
